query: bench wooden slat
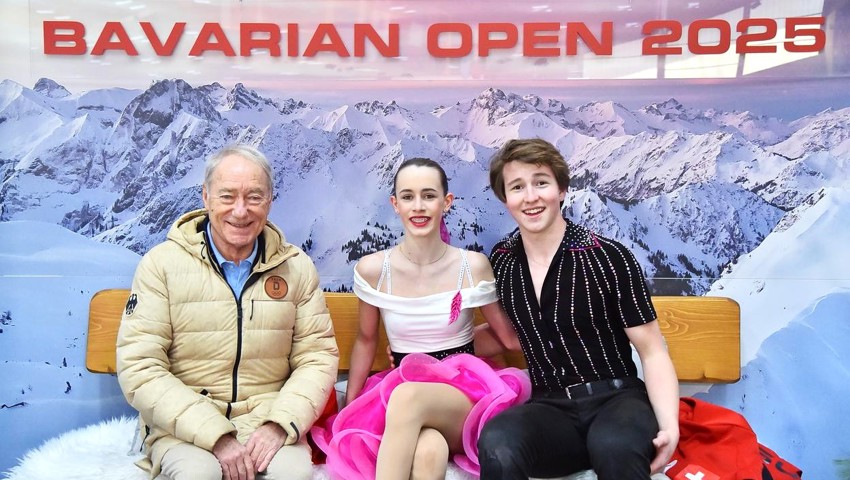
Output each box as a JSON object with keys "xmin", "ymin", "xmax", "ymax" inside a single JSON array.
[
  {"xmin": 87, "ymin": 289, "xmax": 740, "ymax": 383},
  {"xmin": 86, "ymin": 289, "xmax": 130, "ymax": 374},
  {"xmin": 325, "ymin": 293, "xmax": 383, "ymax": 371},
  {"xmin": 651, "ymin": 296, "xmax": 740, "ymax": 382}
]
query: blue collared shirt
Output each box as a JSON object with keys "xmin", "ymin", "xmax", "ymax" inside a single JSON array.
[{"xmin": 206, "ymin": 223, "xmax": 259, "ymax": 297}]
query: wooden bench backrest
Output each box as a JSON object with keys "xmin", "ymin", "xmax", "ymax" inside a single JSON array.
[{"xmin": 87, "ymin": 290, "xmax": 740, "ymax": 383}]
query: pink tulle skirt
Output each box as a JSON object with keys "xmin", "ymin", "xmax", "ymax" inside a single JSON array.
[{"xmin": 310, "ymin": 353, "xmax": 531, "ymax": 479}]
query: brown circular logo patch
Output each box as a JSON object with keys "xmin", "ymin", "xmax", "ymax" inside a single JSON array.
[{"xmin": 264, "ymin": 275, "xmax": 288, "ymax": 299}]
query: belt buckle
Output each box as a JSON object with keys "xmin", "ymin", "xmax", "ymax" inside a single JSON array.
[
  {"xmin": 564, "ymin": 383, "xmax": 584, "ymax": 399},
  {"xmin": 565, "ymin": 382, "xmax": 594, "ymax": 398},
  {"xmin": 611, "ymin": 378, "xmax": 624, "ymax": 389}
]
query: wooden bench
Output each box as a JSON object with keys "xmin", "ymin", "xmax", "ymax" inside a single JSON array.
[{"xmin": 88, "ymin": 289, "xmax": 741, "ymax": 382}]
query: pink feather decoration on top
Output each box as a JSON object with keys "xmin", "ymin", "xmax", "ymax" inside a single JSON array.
[{"xmin": 449, "ymin": 291, "xmax": 462, "ymax": 325}]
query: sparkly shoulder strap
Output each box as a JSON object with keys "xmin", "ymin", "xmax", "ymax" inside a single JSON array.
[
  {"xmin": 456, "ymin": 249, "xmax": 474, "ymax": 289},
  {"xmin": 376, "ymin": 249, "xmax": 392, "ymax": 294}
]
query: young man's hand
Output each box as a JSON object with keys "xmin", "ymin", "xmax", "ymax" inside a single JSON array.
[{"xmin": 650, "ymin": 428, "xmax": 678, "ymax": 474}]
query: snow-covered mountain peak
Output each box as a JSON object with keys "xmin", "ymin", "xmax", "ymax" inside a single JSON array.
[
  {"xmin": 354, "ymin": 99, "xmax": 401, "ymax": 116},
  {"xmin": 196, "ymin": 82, "xmax": 229, "ymax": 107},
  {"xmin": 578, "ymin": 99, "xmax": 625, "ymax": 115},
  {"xmin": 644, "ymin": 97, "xmax": 714, "ymax": 126},
  {"xmin": 33, "ymin": 78, "xmax": 71, "ymax": 99},
  {"xmin": 520, "ymin": 93, "xmax": 544, "ymax": 108},
  {"xmin": 643, "ymin": 97, "xmax": 685, "ymax": 115},
  {"xmin": 571, "ymin": 100, "xmax": 644, "ymax": 137},
  {"xmin": 0, "ymin": 78, "xmax": 24, "ymax": 96},
  {"xmin": 470, "ymin": 87, "xmax": 534, "ymax": 117},
  {"xmin": 775, "ymin": 107, "xmax": 850, "ymax": 158},
  {"xmin": 476, "ymin": 87, "xmax": 509, "ymax": 103},
  {"xmin": 122, "ymin": 79, "xmax": 221, "ymax": 129},
  {"xmin": 224, "ymin": 82, "xmax": 278, "ymax": 113}
]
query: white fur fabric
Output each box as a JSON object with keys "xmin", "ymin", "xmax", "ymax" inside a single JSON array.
[
  {"xmin": 3, "ymin": 416, "xmax": 147, "ymax": 480},
  {"xmin": 2, "ymin": 416, "xmax": 668, "ymax": 480}
]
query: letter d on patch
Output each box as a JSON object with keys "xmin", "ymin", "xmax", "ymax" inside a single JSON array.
[{"xmin": 265, "ymin": 275, "xmax": 288, "ymax": 299}]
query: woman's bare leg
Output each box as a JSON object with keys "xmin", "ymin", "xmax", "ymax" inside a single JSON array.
[
  {"xmin": 411, "ymin": 428, "xmax": 449, "ymax": 480},
  {"xmin": 375, "ymin": 382, "xmax": 473, "ymax": 480}
]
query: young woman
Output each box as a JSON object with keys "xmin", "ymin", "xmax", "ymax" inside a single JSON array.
[{"xmin": 311, "ymin": 158, "xmax": 530, "ymax": 480}]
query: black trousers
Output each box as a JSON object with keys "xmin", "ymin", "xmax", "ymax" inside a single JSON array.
[{"xmin": 477, "ymin": 385, "xmax": 658, "ymax": 480}]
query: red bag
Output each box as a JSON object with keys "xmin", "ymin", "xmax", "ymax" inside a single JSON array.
[
  {"xmin": 666, "ymin": 397, "xmax": 764, "ymax": 480},
  {"xmin": 759, "ymin": 443, "xmax": 802, "ymax": 479}
]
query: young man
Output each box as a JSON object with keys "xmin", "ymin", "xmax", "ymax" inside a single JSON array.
[
  {"xmin": 116, "ymin": 144, "xmax": 338, "ymax": 480},
  {"xmin": 477, "ymin": 138, "xmax": 679, "ymax": 480}
]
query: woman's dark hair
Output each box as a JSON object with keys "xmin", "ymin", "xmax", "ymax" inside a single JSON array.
[{"xmin": 392, "ymin": 158, "xmax": 449, "ymax": 195}]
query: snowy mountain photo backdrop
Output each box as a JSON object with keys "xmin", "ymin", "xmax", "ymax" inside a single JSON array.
[{"xmin": 1, "ymin": 77, "xmax": 849, "ymax": 478}]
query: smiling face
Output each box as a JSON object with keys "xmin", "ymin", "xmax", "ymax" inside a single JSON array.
[
  {"xmin": 502, "ymin": 161, "xmax": 566, "ymax": 237},
  {"xmin": 202, "ymin": 153, "xmax": 271, "ymax": 262},
  {"xmin": 391, "ymin": 165, "xmax": 453, "ymax": 239}
]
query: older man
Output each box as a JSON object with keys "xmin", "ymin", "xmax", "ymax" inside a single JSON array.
[{"xmin": 117, "ymin": 144, "xmax": 339, "ymax": 480}]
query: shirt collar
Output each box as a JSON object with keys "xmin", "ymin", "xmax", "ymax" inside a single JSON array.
[
  {"xmin": 561, "ymin": 219, "xmax": 600, "ymax": 251},
  {"xmin": 500, "ymin": 218, "xmax": 600, "ymax": 255}
]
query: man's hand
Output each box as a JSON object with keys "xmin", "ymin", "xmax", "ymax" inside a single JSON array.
[
  {"xmin": 213, "ymin": 434, "xmax": 255, "ymax": 480},
  {"xmin": 246, "ymin": 422, "xmax": 287, "ymax": 473},
  {"xmin": 650, "ymin": 428, "xmax": 678, "ymax": 474}
]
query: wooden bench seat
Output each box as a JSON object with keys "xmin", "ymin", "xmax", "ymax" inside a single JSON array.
[{"xmin": 87, "ymin": 289, "xmax": 740, "ymax": 383}]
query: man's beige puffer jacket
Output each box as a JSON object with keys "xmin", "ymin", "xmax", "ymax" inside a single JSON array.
[{"xmin": 116, "ymin": 209, "xmax": 339, "ymax": 477}]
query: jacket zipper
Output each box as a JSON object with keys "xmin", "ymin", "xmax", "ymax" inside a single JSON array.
[
  {"xmin": 201, "ymin": 226, "xmax": 289, "ymax": 416},
  {"xmin": 229, "ymin": 296, "xmax": 244, "ymax": 416},
  {"xmin": 228, "ymin": 272, "xmax": 263, "ymax": 414}
]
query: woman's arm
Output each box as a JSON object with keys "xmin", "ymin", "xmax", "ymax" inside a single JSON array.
[
  {"xmin": 473, "ymin": 323, "xmax": 506, "ymax": 358},
  {"xmin": 626, "ymin": 321, "xmax": 680, "ymax": 474},
  {"xmin": 476, "ymin": 302, "xmax": 521, "ymax": 356},
  {"xmin": 344, "ymin": 299, "xmax": 381, "ymax": 406},
  {"xmin": 468, "ymin": 251, "xmax": 522, "ymax": 356}
]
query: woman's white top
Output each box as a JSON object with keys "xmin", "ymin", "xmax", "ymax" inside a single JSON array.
[{"xmin": 352, "ymin": 248, "xmax": 498, "ymax": 353}]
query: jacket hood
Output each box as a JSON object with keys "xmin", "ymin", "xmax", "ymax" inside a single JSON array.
[{"xmin": 166, "ymin": 209, "xmax": 298, "ymax": 270}]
